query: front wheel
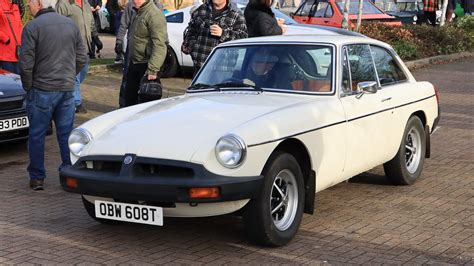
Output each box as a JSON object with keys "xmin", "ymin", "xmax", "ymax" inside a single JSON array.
[
  {"xmin": 243, "ymin": 152, "xmax": 304, "ymax": 246},
  {"xmin": 384, "ymin": 116, "xmax": 426, "ymax": 185}
]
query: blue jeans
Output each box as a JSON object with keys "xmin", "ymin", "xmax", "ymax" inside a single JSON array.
[
  {"xmin": 0, "ymin": 61, "xmax": 20, "ymax": 74},
  {"xmin": 74, "ymin": 64, "xmax": 89, "ymax": 106},
  {"xmin": 26, "ymin": 89, "xmax": 75, "ymax": 180}
]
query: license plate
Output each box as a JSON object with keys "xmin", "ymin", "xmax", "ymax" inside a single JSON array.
[
  {"xmin": 0, "ymin": 116, "xmax": 29, "ymax": 132},
  {"xmin": 94, "ymin": 200, "xmax": 163, "ymax": 226}
]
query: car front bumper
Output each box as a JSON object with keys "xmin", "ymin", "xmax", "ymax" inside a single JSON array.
[{"xmin": 60, "ymin": 154, "xmax": 264, "ymax": 204}]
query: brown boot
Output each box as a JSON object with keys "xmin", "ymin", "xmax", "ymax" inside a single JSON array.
[{"xmin": 29, "ymin": 179, "xmax": 44, "ymax": 191}]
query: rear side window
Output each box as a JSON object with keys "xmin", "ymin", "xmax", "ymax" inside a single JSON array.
[
  {"xmin": 370, "ymin": 46, "xmax": 407, "ymax": 86},
  {"xmin": 166, "ymin": 12, "xmax": 183, "ymax": 23}
]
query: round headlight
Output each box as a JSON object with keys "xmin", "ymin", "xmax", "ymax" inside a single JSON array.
[
  {"xmin": 68, "ymin": 128, "xmax": 93, "ymax": 157},
  {"xmin": 215, "ymin": 135, "xmax": 246, "ymax": 168},
  {"xmin": 413, "ymin": 15, "xmax": 418, "ymax": 22}
]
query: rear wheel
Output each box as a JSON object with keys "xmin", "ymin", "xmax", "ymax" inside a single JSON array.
[
  {"xmin": 161, "ymin": 46, "xmax": 179, "ymax": 78},
  {"xmin": 243, "ymin": 152, "xmax": 304, "ymax": 246},
  {"xmin": 81, "ymin": 196, "xmax": 120, "ymax": 224},
  {"xmin": 384, "ymin": 116, "xmax": 426, "ymax": 185}
]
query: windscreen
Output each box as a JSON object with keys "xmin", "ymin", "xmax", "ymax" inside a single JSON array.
[{"xmin": 193, "ymin": 45, "xmax": 334, "ymax": 93}]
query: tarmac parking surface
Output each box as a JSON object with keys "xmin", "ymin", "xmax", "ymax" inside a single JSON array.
[{"xmin": 0, "ymin": 58, "xmax": 473, "ymax": 264}]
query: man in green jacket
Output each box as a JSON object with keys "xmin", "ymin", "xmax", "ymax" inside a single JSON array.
[
  {"xmin": 56, "ymin": 0, "xmax": 101, "ymax": 113},
  {"xmin": 124, "ymin": 0, "xmax": 167, "ymax": 107}
]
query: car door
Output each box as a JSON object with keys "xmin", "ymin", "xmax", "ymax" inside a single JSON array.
[
  {"xmin": 338, "ymin": 44, "xmax": 395, "ymax": 179},
  {"xmin": 307, "ymin": 0, "xmax": 338, "ymax": 27},
  {"xmin": 166, "ymin": 9, "xmax": 193, "ymax": 67},
  {"xmin": 369, "ymin": 45, "xmax": 412, "ymax": 161}
]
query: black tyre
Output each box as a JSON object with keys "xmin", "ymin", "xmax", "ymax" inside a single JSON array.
[
  {"xmin": 81, "ymin": 196, "xmax": 120, "ymax": 224},
  {"xmin": 384, "ymin": 116, "xmax": 426, "ymax": 185},
  {"xmin": 243, "ymin": 152, "xmax": 305, "ymax": 247},
  {"xmin": 161, "ymin": 46, "xmax": 179, "ymax": 78}
]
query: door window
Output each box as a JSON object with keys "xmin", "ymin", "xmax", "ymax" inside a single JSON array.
[
  {"xmin": 370, "ymin": 46, "xmax": 407, "ymax": 86},
  {"xmin": 341, "ymin": 47, "xmax": 352, "ymax": 93},
  {"xmin": 296, "ymin": 0, "xmax": 316, "ymax": 16},
  {"xmin": 314, "ymin": 1, "xmax": 333, "ymax": 17},
  {"xmin": 343, "ymin": 44, "xmax": 378, "ymax": 92}
]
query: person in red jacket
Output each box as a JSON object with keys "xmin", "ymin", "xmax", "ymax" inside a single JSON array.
[{"xmin": 0, "ymin": 0, "xmax": 22, "ymax": 74}]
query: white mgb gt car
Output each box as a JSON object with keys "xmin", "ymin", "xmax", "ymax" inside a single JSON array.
[{"xmin": 60, "ymin": 34, "xmax": 440, "ymax": 246}]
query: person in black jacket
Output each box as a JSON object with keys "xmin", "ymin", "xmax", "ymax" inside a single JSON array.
[
  {"xmin": 88, "ymin": 0, "xmax": 102, "ymax": 58},
  {"xmin": 88, "ymin": 0, "xmax": 102, "ymax": 32},
  {"xmin": 182, "ymin": 0, "xmax": 247, "ymax": 74},
  {"xmin": 244, "ymin": 0, "xmax": 286, "ymax": 37},
  {"xmin": 20, "ymin": 0, "xmax": 87, "ymax": 190}
]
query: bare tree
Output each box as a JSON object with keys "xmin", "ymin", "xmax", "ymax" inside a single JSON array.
[
  {"xmin": 342, "ymin": 0, "xmax": 351, "ymax": 29},
  {"xmin": 440, "ymin": 0, "xmax": 449, "ymax": 25},
  {"xmin": 356, "ymin": 0, "xmax": 363, "ymax": 31}
]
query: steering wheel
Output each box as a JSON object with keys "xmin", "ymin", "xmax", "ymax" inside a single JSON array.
[{"xmin": 221, "ymin": 77, "xmax": 243, "ymax": 84}]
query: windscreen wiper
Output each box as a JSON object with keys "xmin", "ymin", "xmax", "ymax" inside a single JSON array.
[
  {"xmin": 213, "ymin": 82, "xmax": 263, "ymax": 92},
  {"xmin": 187, "ymin": 83, "xmax": 221, "ymax": 91}
]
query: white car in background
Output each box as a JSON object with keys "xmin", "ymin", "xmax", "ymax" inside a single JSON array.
[
  {"xmin": 61, "ymin": 34, "xmax": 440, "ymax": 246},
  {"xmin": 164, "ymin": 4, "xmax": 365, "ymax": 76}
]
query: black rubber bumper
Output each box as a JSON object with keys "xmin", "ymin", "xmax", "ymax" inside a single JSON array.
[{"xmin": 60, "ymin": 155, "xmax": 264, "ymax": 203}]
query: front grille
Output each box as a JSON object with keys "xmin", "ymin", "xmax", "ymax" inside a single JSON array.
[
  {"xmin": 77, "ymin": 160, "xmax": 122, "ymax": 174},
  {"xmin": 0, "ymin": 128, "xmax": 28, "ymax": 142},
  {"xmin": 133, "ymin": 163, "xmax": 194, "ymax": 178},
  {"xmin": 0, "ymin": 99, "xmax": 23, "ymax": 112},
  {"xmin": 75, "ymin": 158, "xmax": 195, "ymax": 178}
]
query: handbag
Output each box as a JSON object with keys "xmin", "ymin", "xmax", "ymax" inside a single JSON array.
[
  {"xmin": 6, "ymin": 16, "xmax": 21, "ymax": 58},
  {"xmin": 138, "ymin": 75, "xmax": 162, "ymax": 103}
]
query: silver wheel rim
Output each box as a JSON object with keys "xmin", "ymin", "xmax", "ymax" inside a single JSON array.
[
  {"xmin": 270, "ymin": 169, "xmax": 298, "ymax": 231},
  {"xmin": 405, "ymin": 127, "xmax": 422, "ymax": 174}
]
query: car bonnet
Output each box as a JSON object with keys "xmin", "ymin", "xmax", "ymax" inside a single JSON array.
[
  {"xmin": 0, "ymin": 70, "xmax": 24, "ymax": 98},
  {"xmin": 83, "ymin": 92, "xmax": 312, "ymax": 162}
]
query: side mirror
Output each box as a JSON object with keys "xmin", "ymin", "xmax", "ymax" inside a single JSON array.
[
  {"xmin": 355, "ymin": 81, "xmax": 378, "ymax": 99},
  {"xmin": 358, "ymin": 81, "xmax": 378, "ymax": 93}
]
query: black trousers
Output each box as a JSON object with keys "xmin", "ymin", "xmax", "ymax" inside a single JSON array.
[
  {"xmin": 124, "ymin": 63, "xmax": 147, "ymax": 107},
  {"xmin": 425, "ymin": 11, "xmax": 437, "ymax": 26}
]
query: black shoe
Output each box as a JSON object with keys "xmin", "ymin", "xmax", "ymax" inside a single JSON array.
[
  {"xmin": 75, "ymin": 104, "xmax": 88, "ymax": 114},
  {"xmin": 30, "ymin": 179, "xmax": 44, "ymax": 190},
  {"xmin": 114, "ymin": 54, "xmax": 123, "ymax": 64}
]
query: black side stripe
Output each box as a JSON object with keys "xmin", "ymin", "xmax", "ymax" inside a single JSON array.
[
  {"xmin": 247, "ymin": 94, "xmax": 436, "ymax": 148},
  {"xmin": 247, "ymin": 120, "xmax": 346, "ymax": 148}
]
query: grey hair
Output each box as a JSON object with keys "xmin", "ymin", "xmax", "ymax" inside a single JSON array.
[{"xmin": 39, "ymin": 0, "xmax": 58, "ymax": 8}]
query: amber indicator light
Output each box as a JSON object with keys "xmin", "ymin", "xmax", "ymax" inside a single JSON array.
[
  {"xmin": 66, "ymin": 177, "xmax": 78, "ymax": 188},
  {"xmin": 189, "ymin": 187, "xmax": 220, "ymax": 199}
]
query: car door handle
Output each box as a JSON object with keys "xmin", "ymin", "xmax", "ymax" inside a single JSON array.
[{"xmin": 381, "ymin": 97, "xmax": 392, "ymax": 102}]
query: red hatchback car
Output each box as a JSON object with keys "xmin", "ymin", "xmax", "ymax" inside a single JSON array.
[{"xmin": 291, "ymin": 0, "xmax": 401, "ymax": 29}]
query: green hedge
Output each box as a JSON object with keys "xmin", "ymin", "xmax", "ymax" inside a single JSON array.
[{"xmin": 360, "ymin": 16, "xmax": 474, "ymax": 61}]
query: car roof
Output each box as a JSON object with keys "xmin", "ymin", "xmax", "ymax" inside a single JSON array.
[
  {"xmin": 220, "ymin": 34, "xmax": 391, "ymax": 48},
  {"xmin": 289, "ymin": 24, "xmax": 366, "ymax": 37}
]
